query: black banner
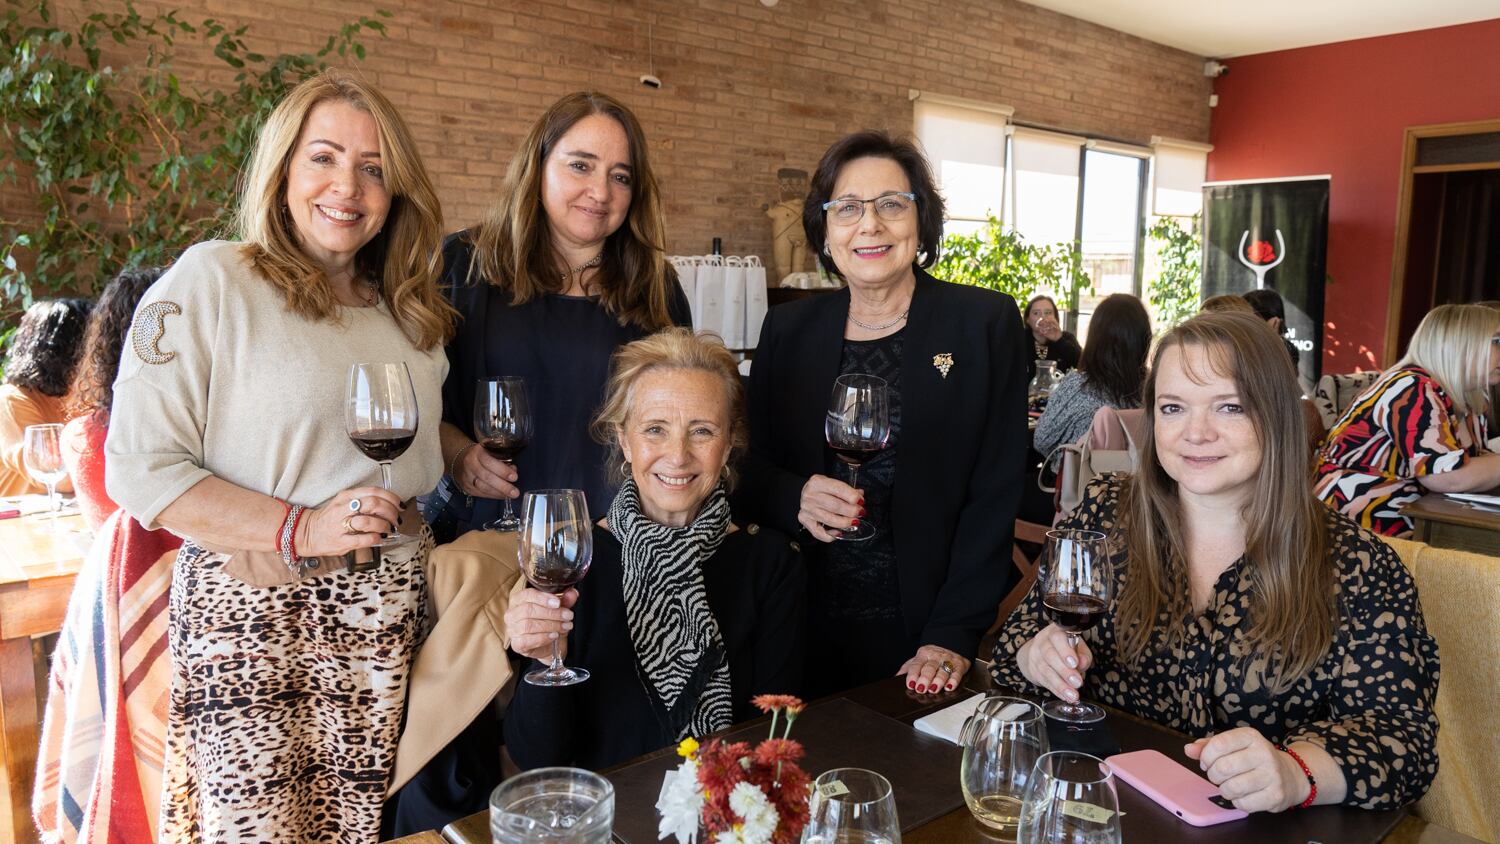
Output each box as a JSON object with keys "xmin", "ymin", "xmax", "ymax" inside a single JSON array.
[{"xmin": 1202, "ymin": 177, "xmax": 1330, "ymax": 385}]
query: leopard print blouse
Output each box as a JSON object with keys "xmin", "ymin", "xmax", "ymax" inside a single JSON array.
[{"xmin": 991, "ymin": 477, "xmax": 1440, "ymax": 809}]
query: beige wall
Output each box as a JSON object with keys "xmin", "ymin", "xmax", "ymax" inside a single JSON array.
[{"xmin": 8, "ymin": 0, "xmax": 1211, "ymax": 263}]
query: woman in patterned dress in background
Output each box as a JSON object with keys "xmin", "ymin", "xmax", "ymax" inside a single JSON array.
[
  {"xmin": 1315, "ymin": 303, "xmax": 1500, "ymax": 537},
  {"xmin": 105, "ymin": 72, "xmax": 454, "ymax": 841},
  {"xmin": 994, "ymin": 312, "xmax": 1439, "ymax": 813}
]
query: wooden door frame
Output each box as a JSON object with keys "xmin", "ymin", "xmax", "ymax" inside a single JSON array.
[{"xmin": 1386, "ymin": 118, "xmax": 1500, "ymax": 365}]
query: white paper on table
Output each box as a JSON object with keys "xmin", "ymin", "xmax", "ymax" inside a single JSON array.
[
  {"xmin": 1444, "ymin": 492, "xmax": 1500, "ymax": 508},
  {"xmin": 743, "ymin": 256, "xmax": 768, "ymax": 349},
  {"xmin": 912, "ymin": 692, "xmax": 988, "ymax": 744},
  {"xmin": 720, "ymin": 256, "xmax": 747, "ymax": 349}
]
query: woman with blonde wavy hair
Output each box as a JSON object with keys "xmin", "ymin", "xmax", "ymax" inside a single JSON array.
[
  {"xmin": 1316, "ymin": 303, "xmax": 1500, "ymax": 536},
  {"xmin": 994, "ymin": 312, "xmax": 1438, "ymax": 815},
  {"xmin": 428, "ymin": 90, "xmax": 690, "ymax": 540},
  {"xmin": 105, "ymin": 70, "xmax": 454, "ymax": 841}
]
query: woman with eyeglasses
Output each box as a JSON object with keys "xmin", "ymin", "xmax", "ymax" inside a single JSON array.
[
  {"xmin": 737, "ymin": 130, "xmax": 1029, "ymax": 698},
  {"xmin": 1316, "ymin": 303, "xmax": 1500, "ymax": 537}
]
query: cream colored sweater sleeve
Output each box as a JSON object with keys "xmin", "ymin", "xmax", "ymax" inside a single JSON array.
[{"xmin": 105, "ymin": 244, "xmax": 220, "ymax": 529}]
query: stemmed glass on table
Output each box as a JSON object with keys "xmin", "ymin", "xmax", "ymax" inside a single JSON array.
[
  {"xmin": 23, "ymin": 423, "xmax": 66, "ymax": 518},
  {"xmin": 346, "ymin": 362, "xmax": 420, "ymax": 546},
  {"xmin": 474, "ymin": 376, "xmax": 533, "ymax": 532},
  {"xmin": 825, "ymin": 373, "xmax": 890, "ymax": 542},
  {"xmin": 1039, "ymin": 529, "xmax": 1112, "ymax": 724},
  {"xmin": 518, "ymin": 489, "xmax": 593, "ymax": 687}
]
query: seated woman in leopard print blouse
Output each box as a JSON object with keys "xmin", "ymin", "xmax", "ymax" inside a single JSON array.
[{"xmin": 993, "ymin": 312, "xmax": 1439, "ymax": 814}]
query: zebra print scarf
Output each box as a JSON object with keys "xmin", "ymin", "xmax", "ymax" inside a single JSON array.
[{"xmin": 607, "ymin": 477, "xmax": 733, "ymax": 740}]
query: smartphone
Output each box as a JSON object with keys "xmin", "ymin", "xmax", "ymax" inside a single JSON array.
[{"xmin": 1105, "ymin": 749, "xmax": 1248, "ymax": 827}]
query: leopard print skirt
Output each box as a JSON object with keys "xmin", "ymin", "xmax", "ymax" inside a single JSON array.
[{"xmin": 159, "ymin": 529, "xmax": 432, "ymax": 843}]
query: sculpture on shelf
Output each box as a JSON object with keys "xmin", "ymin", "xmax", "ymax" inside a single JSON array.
[{"xmin": 765, "ymin": 167, "xmax": 810, "ymax": 283}]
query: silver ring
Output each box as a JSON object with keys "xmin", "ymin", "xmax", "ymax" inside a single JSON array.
[{"xmin": 348, "ymin": 498, "xmax": 362, "ymax": 513}]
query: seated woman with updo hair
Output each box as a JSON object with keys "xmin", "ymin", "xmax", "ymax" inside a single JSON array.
[{"xmin": 994, "ymin": 311, "xmax": 1438, "ymax": 814}]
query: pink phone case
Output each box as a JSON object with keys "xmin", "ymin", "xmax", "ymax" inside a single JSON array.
[{"xmin": 1106, "ymin": 749, "xmax": 1249, "ymax": 827}]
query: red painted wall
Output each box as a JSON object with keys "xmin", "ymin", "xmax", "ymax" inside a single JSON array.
[{"xmin": 1206, "ymin": 18, "xmax": 1500, "ymax": 371}]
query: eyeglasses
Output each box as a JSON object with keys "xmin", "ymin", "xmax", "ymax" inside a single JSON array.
[{"xmin": 821, "ymin": 192, "xmax": 917, "ymax": 226}]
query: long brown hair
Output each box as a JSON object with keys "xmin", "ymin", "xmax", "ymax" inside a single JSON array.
[
  {"xmin": 466, "ymin": 91, "xmax": 675, "ymax": 331},
  {"xmin": 236, "ymin": 70, "xmax": 456, "ymax": 350},
  {"xmin": 1117, "ymin": 312, "xmax": 1335, "ymax": 694}
]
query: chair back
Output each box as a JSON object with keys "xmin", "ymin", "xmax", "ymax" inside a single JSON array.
[
  {"xmin": 1385, "ymin": 535, "xmax": 1500, "ymax": 843},
  {"xmin": 1312, "ymin": 371, "xmax": 1381, "ymax": 429}
]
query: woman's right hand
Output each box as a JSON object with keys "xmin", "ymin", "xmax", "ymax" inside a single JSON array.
[
  {"xmin": 505, "ymin": 587, "xmax": 578, "ymax": 662},
  {"xmin": 452, "ymin": 441, "xmax": 520, "ymax": 501},
  {"xmin": 1016, "ymin": 623, "xmax": 1093, "ymax": 704},
  {"xmin": 1035, "ymin": 316, "xmax": 1064, "ymax": 342},
  {"xmin": 798, "ymin": 474, "xmax": 863, "ymax": 543},
  {"xmin": 297, "ymin": 486, "xmax": 403, "ymax": 557}
]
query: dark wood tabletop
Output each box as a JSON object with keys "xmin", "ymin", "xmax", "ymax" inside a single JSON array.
[
  {"xmin": 1401, "ymin": 491, "xmax": 1500, "ymax": 555},
  {"xmin": 413, "ymin": 670, "xmax": 1479, "ymax": 844}
]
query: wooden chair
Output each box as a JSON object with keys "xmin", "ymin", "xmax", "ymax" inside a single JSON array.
[{"xmin": 984, "ymin": 518, "xmax": 1051, "ymax": 654}]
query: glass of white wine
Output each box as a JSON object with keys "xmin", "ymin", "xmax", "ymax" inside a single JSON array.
[{"xmin": 960, "ymin": 696, "xmax": 1048, "ymax": 840}]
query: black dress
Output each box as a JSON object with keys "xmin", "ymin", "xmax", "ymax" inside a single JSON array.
[
  {"xmin": 429, "ymin": 233, "xmax": 691, "ymax": 536},
  {"xmin": 504, "ymin": 524, "xmax": 806, "ymax": 771},
  {"xmin": 1026, "ymin": 330, "xmax": 1081, "ymax": 380}
]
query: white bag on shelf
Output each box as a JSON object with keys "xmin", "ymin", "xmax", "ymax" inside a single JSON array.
[
  {"xmin": 670, "ymin": 255, "xmax": 698, "ymax": 309},
  {"xmin": 693, "ymin": 255, "xmax": 725, "ymax": 337},
  {"xmin": 743, "ymin": 255, "xmax": 768, "ymax": 349},
  {"xmin": 720, "ymin": 256, "xmax": 748, "ymax": 349}
]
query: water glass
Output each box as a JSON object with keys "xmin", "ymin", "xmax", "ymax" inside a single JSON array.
[
  {"xmin": 22, "ymin": 423, "xmax": 66, "ymax": 515},
  {"xmin": 1017, "ymin": 752, "xmax": 1122, "ymax": 844},
  {"xmin": 490, "ymin": 767, "xmax": 613, "ymax": 843},
  {"xmin": 803, "ymin": 767, "xmax": 901, "ymax": 844},
  {"xmin": 959, "ymin": 696, "xmax": 1048, "ymax": 840}
]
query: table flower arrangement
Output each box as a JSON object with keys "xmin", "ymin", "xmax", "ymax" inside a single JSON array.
[{"xmin": 657, "ymin": 695, "xmax": 812, "ymax": 844}]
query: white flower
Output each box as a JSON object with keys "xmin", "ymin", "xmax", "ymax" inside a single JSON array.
[
  {"xmin": 712, "ymin": 781, "xmax": 779, "ymax": 844},
  {"xmin": 656, "ymin": 759, "xmax": 704, "ymax": 843}
]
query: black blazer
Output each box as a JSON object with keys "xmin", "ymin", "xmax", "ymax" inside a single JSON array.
[{"xmin": 736, "ymin": 268, "xmax": 1029, "ymax": 660}]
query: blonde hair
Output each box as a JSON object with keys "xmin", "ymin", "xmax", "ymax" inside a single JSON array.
[
  {"xmin": 592, "ymin": 329, "xmax": 747, "ymax": 487},
  {"xmin": 466, "ymin": 91, "xmax": 676, "ymax": 332},
  {"xmin": 1393, "ymin": 303, "xmax": 1500, "ymax": 418},
  {"xmin": 1119, "ymin": 312, "xmax": 1335, "ymax": 695},
  {"xmin": 235, "ymin": 70, "xmax": 456, "ymax": 350},
  {"xmin": 1199, "ymin": 294, "xmax": 1256, "ymax": 315}
]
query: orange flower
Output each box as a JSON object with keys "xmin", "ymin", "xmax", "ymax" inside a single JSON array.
[
  {"xmin": 752, "ymin": 738, "xmax": 805, "ymax": 768},
  {"xmin": 751, "ymin": 694, "xmax": 803, "ymax": 714}
]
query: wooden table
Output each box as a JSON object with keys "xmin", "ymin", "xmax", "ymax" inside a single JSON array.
[
  {"xmin": 408, "ymin": 672, "xmax": 1481, "ymax": 844},
  {"xmin": 1402, "ymin": 492, "xmax": 1500, "ymax": 555},
  {"xmin": 0, "ymin": 509, "xmax": 88, "ymax": 844}
]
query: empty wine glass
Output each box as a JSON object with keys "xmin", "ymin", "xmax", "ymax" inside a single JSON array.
[
  {"xmin": 1017, "ymin": 752, "xmax": 1122, "ymax": 844},
  {"xmin": 1040, "ymin": 529, "xmax": 1112, "ymax": 724},
  {"xmin": 520, "ymin": 489, "xmax": 593, "ymax": 687},
  {"xmin": 474, "ymin": 377, "xmax": 533, "ymax": 532},
  {"xmin": 346, "ymin": 362, "xmax": 420, "ymax": 546},
  {"xmin": 804, "ymin": 767, "xmax": 901, "ymax": 844},
  {"xmin": 490, "ymin": 766, "xmax": 613, "ymax": 844},
  {"xmin": 825, "ymin": 373, "xmax": 890, "ymax": 542},
  {"xmin": 23, "ymin": 423, "xmax": 65, "ymax": 516},
  {"xmin": 960, "ymin": 696, "xmax": 1048, "ymax": 840}
]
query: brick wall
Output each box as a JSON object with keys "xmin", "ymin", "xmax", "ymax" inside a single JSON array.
[{"xmin": 6, "ymin": 0, "xmax": 1210, "ymax": 266}]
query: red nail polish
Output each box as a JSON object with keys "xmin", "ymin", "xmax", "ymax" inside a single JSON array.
[
  {"xmin": 917, "ymin": 684, "xmax": 926, "ymax": 693},
  {"xmin": 850, "ymin": 519, "xmax": 861, "ymax": 528},
  {"xmin": 858, "ymin": 507, "xmax": 866, "ymax": 517},
  {"xmin": 907, "ymin": 681, "xmax": 915, "ymax": 689}
]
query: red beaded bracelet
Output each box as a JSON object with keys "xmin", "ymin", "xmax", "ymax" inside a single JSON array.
[{"xmin": 1276, "ymin": 743, "xmax": 1317, "ymax": 809}]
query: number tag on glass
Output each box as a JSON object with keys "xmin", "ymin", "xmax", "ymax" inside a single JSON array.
[
  {"xmin": 817, "ymin": 780, "xmax": 850, "ymax": 799},
  {"xmin": 1061, "ymin": 800, "xmax": 1116, "ymax": 824}
]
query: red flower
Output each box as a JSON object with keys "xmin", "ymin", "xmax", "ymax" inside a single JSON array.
[
  {"xmin": 753, "ymin": 738, "xmax": 805, "ymax": 768},
  {"xmin": 1246, "ymin": 239, "xmax": 1277, "ymax": 264},
  {"xmin": 752, "ymin": 694, "xmax": 803, "ymax": 714},
  {"xmin": 696, "ymin": 740, "xmax": 750, "ymax": 797}
]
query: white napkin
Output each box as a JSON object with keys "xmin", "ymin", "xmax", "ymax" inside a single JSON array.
[{"xmin": 912, "ymin": 692, "xmax": 988, "ymax": 744}]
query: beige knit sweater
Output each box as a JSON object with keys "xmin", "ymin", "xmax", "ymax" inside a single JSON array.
[{"xmin": 106, "ymin": 240, "xmax": 447, "ymax": 530}]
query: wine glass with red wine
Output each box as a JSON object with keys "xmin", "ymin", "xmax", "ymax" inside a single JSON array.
[
  {"xmin": 519, "ymin": 489, "xmax": 593, "ymax": 687},
  {"xmin": 1039, "ymin": 528, "xmax": 1112, "ymax": 723},
  {"xmin": 346, "ymin": 361, "xmax": 420, "ymax": 546},
  {"xmin": 825, "ymin": 373, "xmax": 890, "ymax": 542},
  {"xmin": 474, "ymin": 377, "xmax": 533, "ymax": 532}
]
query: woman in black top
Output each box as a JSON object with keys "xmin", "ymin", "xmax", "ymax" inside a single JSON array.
[
  {"xmin": 738, "ymin": 131, "xmax": 1028, "ymax": 699},
  {"xmin": 504, "ymin": 329, "xmax": 803, "ymax": 770},
  {"xmin": 429, "ymin": 92, "xmax": 690, "ymax": 538},
  {"xmin": 1023, "ymin": 295, "xmax": 1081, "ymax": 380},
  {"xmin": 995, "ymin": 313, "xmax": 1438, "ymax": 813}
]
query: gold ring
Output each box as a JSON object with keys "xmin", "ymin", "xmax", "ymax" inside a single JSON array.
[
  {"xmin": 940, "ymin": 660, "xmax": 955, "ymax": 675},
  {"xmin": 342, "ymin": 515, "xmax": 359, "ymax": 535}
]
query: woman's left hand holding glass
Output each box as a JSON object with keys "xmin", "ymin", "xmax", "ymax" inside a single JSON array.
[
  {"xmin": 1184, "ymin": 728, "xmax": 1312, "ymax": 813},
  {"xmin": 898, "ymin": 644, "xmax": 969, "ymax": 695}
]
